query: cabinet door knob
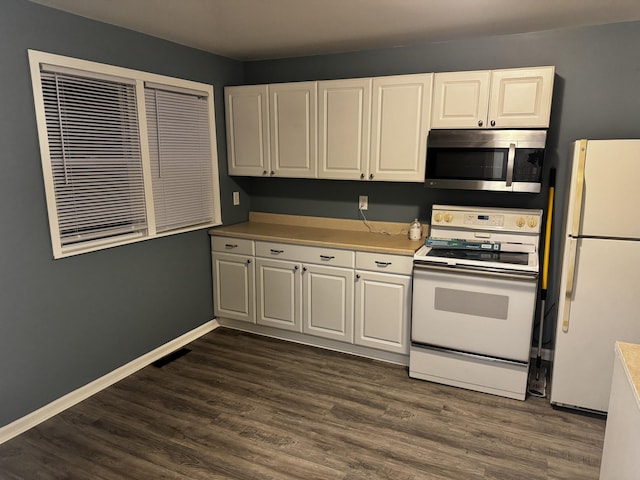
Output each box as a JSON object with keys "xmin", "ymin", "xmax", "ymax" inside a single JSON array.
[
  {"xmin": 247, "ymin": 259, "xmax": 251, "ymax": 264},
  {"xmin": 294, "ymin": 265, "xmax": 299, "ymax": 271},
  {"xmin": 360, "ymin": 173, "xmax": 365, "ymax": 179},
  {"xmin": 302, "ymin": 266, "xmax": 307, "ymax": 272},
  {"xmin": 490, "ymin": 120, "xmax": 496, "ymax": 127},
  {"xmin": 270, "ymin": 171, "xmax": 275, "ymax": 176},
  {"xmin": 478, "ymin": 120, "xmax": 483, "ymax": 127},
  {"xmin": 262, "ymin": 170, "xmax": 267, "ymax": 175},
  {"xmin": 369, "ymin": 173, "xmax": 374, "ymax": 180},
  {"xmin": 356, "ymin": 274, "xmax": 361, "ymax": 280}
]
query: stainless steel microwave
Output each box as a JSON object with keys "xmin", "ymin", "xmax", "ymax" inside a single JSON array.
[{"xmin": 425, "ymin": 129, "xmax": 547, "ymax": 193}]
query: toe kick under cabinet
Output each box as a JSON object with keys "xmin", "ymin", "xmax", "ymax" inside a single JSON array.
[{"xmin": 211, "ymin": 236, "xmax": 413, "ymax": 360}]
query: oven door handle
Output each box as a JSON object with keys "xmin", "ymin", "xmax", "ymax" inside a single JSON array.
[{"xmin": 413, "ymin": 261, "xmax": 538, "ymax": 281}]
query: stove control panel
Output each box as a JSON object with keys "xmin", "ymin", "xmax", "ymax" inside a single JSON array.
[{"xmin": 431, "ymin": 206, "xmax": 542, "ymax": 233}]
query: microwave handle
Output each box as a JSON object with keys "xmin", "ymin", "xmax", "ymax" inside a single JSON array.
[{"xmin": 505, "ymin": 143, "xmax": 516, "ymax": 187}]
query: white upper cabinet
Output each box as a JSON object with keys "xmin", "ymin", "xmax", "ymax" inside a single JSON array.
[
  {"xmin": 431, "ymin": 66, "xmax": 555, "ymax": 129},
  {"xmin": 269, "ymin": 81, "xmax": 317, "ymax": 178},
  {"xmin": 488, "ymin": 67, "xmax": 555, "ymax": 128},
  {"xmin": 225, "ymin": 85, "xmax": 270, "ymax": 176},
  {"xmin": 318, "ymin": 78, "xmax": 372, "ymax": 180},
  {"xmin": 370, "ymin": 74, "xmax": 433, "ymax": 182},
  {"xmin": 319, "ymin": 74, "xmax": 431, "ymax": 182},
  {"xmin": 225, "ymin": 74, "xmax": 431, "ymax": 183},
  {"xmin": 430, "ymin": 70, "xmax": 491, "ymax": 129}
]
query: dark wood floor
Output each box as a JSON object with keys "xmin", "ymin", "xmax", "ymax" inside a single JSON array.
[{"xmin": 0, "ymin": 327, "xmax": 606, "ymax": 479}]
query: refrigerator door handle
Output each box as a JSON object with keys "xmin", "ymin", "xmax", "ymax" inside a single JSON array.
[
  {"xmin": 569, "ymin": 141, "xmax": 588, "ymax": 236},
  {"xmin": 562, "ymin": 237, "xmax": 579, "ymax": 332}
]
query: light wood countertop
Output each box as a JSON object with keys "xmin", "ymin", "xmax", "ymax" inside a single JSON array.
[
  {"xmin": 209, "ymin": 212, "xmax": 426, "ymax": 255},
  {"xmin": 617, "ymin": 342, "xmax": 640, "ymax": 411}
]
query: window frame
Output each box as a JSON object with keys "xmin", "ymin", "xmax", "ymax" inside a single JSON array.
[{"xmin": 28, "ymin": 49, "xmax": 222, "ymax": 259}]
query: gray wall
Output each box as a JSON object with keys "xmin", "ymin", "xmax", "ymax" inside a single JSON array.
[
  {"xmin": 242, "ymin": 22, "xmax": 640, "ymax": 351},
  {"xmin": 0, "ymin": 0, "xmax": 246, "ymax": 427}
]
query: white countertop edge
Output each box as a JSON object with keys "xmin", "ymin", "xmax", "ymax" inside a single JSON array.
[{"xmin": 615, "ymin": 341, "xmax": 640, "ymax": 413}]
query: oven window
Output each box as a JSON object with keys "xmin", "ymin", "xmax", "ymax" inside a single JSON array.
[
  {"xmin": 426, "ymin": 148, "xmax": 507, "ymax": 181},
  {"xmin": 434, "ymin": 287, "xmax": 509, "ymax": 320}
]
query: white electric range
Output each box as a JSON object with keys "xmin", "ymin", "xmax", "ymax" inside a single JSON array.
[{"xmin": 410, "ymin": 204, "xmax": 542, "ymax": 400}]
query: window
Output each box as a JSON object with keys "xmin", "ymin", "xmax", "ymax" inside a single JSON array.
[{"xmin": 28, "ymin": 50, "xmax": 221, "ymax": 258}]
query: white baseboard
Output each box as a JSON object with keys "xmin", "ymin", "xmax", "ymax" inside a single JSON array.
[{"xmin": 0, "ymin": 320, "xmax": 219, "ymax": 445}]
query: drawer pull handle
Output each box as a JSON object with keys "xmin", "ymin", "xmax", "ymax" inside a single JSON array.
[
  {"xmin": 320, "ymin": 255, "xmax": 335, "ymax": 261},
  {"xmin": 270, "ymin": 249, "xmax": 284, "ymax": 254},
  {"xmin": 375, "ymin": 261, "xmax": 392, "ymax": 267},
  {"xmin": 225, "ymin": 243, "xmax": 238, "ymax": 249}
]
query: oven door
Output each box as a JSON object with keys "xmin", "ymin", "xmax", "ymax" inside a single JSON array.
[{"xmin": 411, "ymin": 263, "xmax": 537, "ymax": 362}]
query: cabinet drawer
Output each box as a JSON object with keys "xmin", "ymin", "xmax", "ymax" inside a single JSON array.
[
  {"xmin": 256, "ymin": 241, "xmax": 354, "ymax": 268},
  {"xmin": 211, "ymin": 236, "xmax": 255, "ymax": 255},
  {"xmin": 356, "ymin": 251, "xmax": 413, "ymax": 275}
]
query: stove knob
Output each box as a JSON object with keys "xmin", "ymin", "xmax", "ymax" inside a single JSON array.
[
  {"xmin": 444, "ymin": 213, "xmax": 453, "ymax": 223},
  {"xmin": 528, "ymin": 217, "xmax": 538, "ymax": 228},
  {"xmin": 434, "ymin": 212, "xmax": 443, "ymax": 222},
  {"xmin": 516, "ymin": 217, "xmax": 526, "ymax": 228}
]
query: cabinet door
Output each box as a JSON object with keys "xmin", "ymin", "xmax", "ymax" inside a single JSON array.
[
  {"xmin": 488, "ymin": 66, "xmax": 555, "ymax": 128},
  {"xmin": 225, "ymin": 85, "xmax": 270, "ymax": 176},
  {"xmin": 370, "ymin": 74, "xmax": 433, "ymax": 182},
  {"xmin": 255, "ymin": 258, "xmax": 302, "ymax": 332},
  {"xmin": 318, "ymin": 78, "xmax": 371, "ymax": 180},
  {"xmin": 354, "ymin": 271, "xmax": 411, "ymax": 354},
  {"xmin": 431, "ymin": 70, "xmax": 491, "ymax": 129},
  {"xmin": 269, "ymin": 82, "xmax": 317, "ymax": 178},
  {"xmin": 212, "ymin": 252, "xmax": 255, "ymax": 323},
  {"xmin": 302, "ymin": 264, "xmax": 354, "ymax": 342}
]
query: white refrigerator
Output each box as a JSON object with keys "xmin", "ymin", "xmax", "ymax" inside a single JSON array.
[{"xmin": 550, "ymin": 139, "xmax": 640, "ymax": 413}]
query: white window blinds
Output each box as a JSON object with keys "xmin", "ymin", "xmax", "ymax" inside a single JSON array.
[
  {"xmin": 30, "ymin": 50, "xmax": 222, "ymax": 258},
  {"xmin": 41, "ymin": 70, "xmax": 147, "ymax": 246},
  {"xmin": 144, "ymin": 87, "xmax": 215, "ymax": 233}
]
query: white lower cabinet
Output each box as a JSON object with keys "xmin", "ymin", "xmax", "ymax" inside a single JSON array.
[
  {"xmin": 255, "ymin": 258, "xmax": 301, "ymax": 332},
  {"xmin": 354, "ymin": 251, "xmax": 413, "ymax": 354},
  {"xmin": 212, "ymin": 250, "xmax": 255, "ymax": 324},
  {"xmin": 354, "ymin": 270, "xmax": 411, "ymax": 354},
  {"xmin": 302, "ymin": 263, "xmax": 355, "ymax": 343},
  {"xmin": 212, "ymin": 235, "xmax": 412, "ymax": 359}
]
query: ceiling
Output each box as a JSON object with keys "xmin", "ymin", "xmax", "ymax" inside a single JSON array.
[{"xmin": 28, "ymin": 0, "xmax": 640, "ymax": 61}]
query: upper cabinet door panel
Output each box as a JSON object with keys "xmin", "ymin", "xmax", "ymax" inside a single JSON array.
[
  {"xmin": 225, "ymin": 85, "xmax": 270, "ymax": 176},
  {"xmin": 488, "ymin": 66, "xmax": 555, "ymax": 128},
  {"xmin": 269, "ymin": 82, "xmax": 317, "ymax": 178},
  {"xmin": 370, "ymin": 74, "xmax": 433, "ymax": 182},
  {"xmin": 318, "ymin": 78, "xmax": 372, "ymax": 180},
  {"xmin": 431, "ymin": 71, "xmax": 491, "ymax": 129}
]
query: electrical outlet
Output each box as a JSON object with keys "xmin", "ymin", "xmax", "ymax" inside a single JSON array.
[
  {"xmin": 232, "ymin": 191, "xmax": 240, "ymax": 206},
  {"xmin": 358, "ymin": 195, "xmax": 368, "ymax": 210}
]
